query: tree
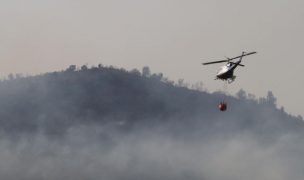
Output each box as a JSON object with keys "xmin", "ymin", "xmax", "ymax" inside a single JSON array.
[
  {"xmin": 130, "ymin": 69, "xmax": 141, "ymax": 76},
  {"xmin": 66, "ymin": 65, "xmax": 76, "ymax": 72},
  {"xmin": 81, "ymin": 65, "xmax": 88, "ymax": 71},
  {"xmin": 15, "ymin": 73, "xmax": 23, "ymax": 79},
  {"xmin": 151, "ymin": 73, "xmax": 163, "ymax": 81},
  {"xmin": 98, "ymin": 64, "xmax": 103, "ymax": 69},
  {"xmin": 177, "ymin": 79, "xmax": 189, "ymax": 88},
  {"xmin": 236, "ymin": 89, "xmax": 247, "ymax": 99},
  {"xmin": 259, "ymin": 97, "xmax": 267, "ymax": 104},
  {"xmin": 266, "ymin": 91, "xmax": 277, "ymax": 106},
  {"xmin": 8, "ymin": 73, "xmax": 14, "ymax": 80},
  {"xmin": 248, "ymin": 93, "xmax": 256, "ymax": 100},
  {"xmin": 142, "ymin": 66, "xmax": 151, "ymax": 77}
]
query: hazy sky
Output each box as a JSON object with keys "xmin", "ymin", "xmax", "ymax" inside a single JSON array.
[{"xmin": 0, "ymin": 0, "xmax": 303, "ymax": 116}]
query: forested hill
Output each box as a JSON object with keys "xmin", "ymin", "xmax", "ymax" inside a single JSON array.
[
  {"xmin": 1, "ymin": 65, "xmax": 304, "ymax": 180},
  {"xmin": 0, "ymin": 65, "xmax": 302, "ymax": 138}
]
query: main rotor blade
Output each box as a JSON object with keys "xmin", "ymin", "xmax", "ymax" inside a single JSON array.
[
  {"xmin": 227, "ymin": 51, "xmax": 257, "ymax": 61},
  {"xmin": 202, "ymin": 60, "xmax": 228, "ymax": 65},
  {"xmin": 230, "ymin": 62, "xmax": 245, "ymax": 67},
  {"xmin": 202, "ymin": 51, "xmax": 256, "ymax": 65}
]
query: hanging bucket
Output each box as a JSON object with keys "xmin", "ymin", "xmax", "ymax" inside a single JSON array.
[{"xmin": 218, "ymin": 102, "xmax": 227, "ymax": 111}]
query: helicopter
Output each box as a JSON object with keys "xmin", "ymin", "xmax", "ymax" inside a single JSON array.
[
  {"xmin": 202, "ymin": 51, "xmax": 257, "ymax": 83},
  {"xmin": 202, "ymin": 51, "xmax": 257, "ymax": 111}
]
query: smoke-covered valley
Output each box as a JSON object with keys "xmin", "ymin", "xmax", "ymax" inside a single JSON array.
[{"xmin": 0, "ymin": 65, "xmax": 303, "ymax": 180}]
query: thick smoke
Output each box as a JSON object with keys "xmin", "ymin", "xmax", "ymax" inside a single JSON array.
[
  {"xmin": 0, "ymin": 65, "xmax": 303, "ymax": 180},
  {"xmin": 1, "ymin": 125, "xmax": 304, "ymax": 180}
]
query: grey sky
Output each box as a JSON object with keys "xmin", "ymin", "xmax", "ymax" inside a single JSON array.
[{"xmin": 0, "ymin": 0, "xmax": 303, "ymax": 116}]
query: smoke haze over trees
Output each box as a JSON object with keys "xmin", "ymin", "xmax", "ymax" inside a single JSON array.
[{"xmin": 0, "ymin": 65, "xmax": 303, "ymax": 180}]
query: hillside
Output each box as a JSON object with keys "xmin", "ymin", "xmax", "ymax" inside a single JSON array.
[
  {"xmin": 0, "ymin": 65, "xmax": 302, "ymax": 136},
  {"xmin": 0, "ymin": 65, "xmax": 303, "ymax": 180}
]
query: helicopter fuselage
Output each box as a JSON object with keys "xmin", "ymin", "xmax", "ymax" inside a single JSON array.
[{"xmin": 216, "ymin": 60, "xmax": 241, "ymax": 81}]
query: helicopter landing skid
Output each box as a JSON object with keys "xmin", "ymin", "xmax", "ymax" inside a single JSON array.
[{"xmin": 215, "ymin": 76, "xmax": 236, "ymax": 83}]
